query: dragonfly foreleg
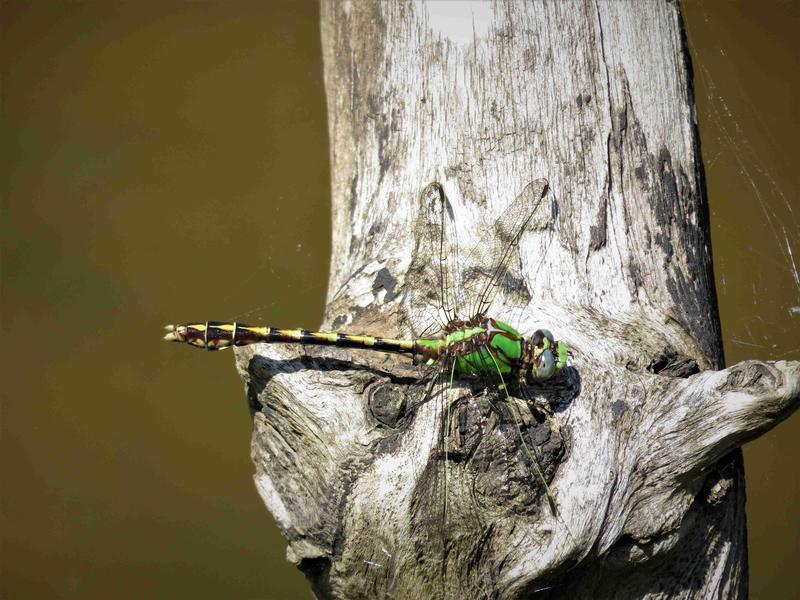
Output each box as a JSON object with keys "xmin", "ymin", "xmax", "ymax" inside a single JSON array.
[{"xmin": 519, "ymin": 376, "xmax": 555, "ymax": 420}]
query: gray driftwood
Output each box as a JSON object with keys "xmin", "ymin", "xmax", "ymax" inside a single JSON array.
[{"xmin": 236, "ymin": 2, "xmax": 800, "ymax": 598}]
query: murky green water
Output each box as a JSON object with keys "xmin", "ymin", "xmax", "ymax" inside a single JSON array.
[{"xmin": 2, "ymin": 2, "xmax": 796, "ymax": 598}]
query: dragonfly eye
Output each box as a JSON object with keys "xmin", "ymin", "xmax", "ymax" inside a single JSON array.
[
  {"xmin": 531, "ymin": 329, "xmax": 555, "ymax": 350},
  {"xmin": 531, "ymin": 348, "xmax": 556, "ymax": 380}
]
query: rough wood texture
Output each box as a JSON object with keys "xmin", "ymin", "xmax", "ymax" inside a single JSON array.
[{"xmin": 236, "ymin": 2, "xmax": 800, "ymax": 598}]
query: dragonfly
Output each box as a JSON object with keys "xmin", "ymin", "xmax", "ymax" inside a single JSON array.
[{"xmin": 163, "ymin": 179, "xmax": 568, "ymax": 513}]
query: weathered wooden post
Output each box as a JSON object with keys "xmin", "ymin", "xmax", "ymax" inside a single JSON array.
[{"xmin": 238, "ymin": 2, "xmax": 799, "ymax": 597}]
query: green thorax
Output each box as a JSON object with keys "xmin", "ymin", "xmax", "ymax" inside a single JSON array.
[{"xmin": 447, "ymin": 319, "xmax": 523, "ymax": 376}]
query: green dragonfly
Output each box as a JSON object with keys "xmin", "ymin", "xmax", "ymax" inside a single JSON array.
[{"xmin": 164, "ymin": 178, "xmax": 568, "ymax": 512}]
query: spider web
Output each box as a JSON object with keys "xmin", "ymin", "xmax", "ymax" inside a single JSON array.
[
  {"xmin": 685, "ymin": 2, "xmax": 799, "ymax": 363},
  {"xmin": 684, "ymin": 3, "xmax": 799, "ymax": 597}
]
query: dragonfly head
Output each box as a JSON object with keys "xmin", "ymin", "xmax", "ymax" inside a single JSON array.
[{"xmin": 523, "ymin": 329, "xmax": 567, "ymax": 381}]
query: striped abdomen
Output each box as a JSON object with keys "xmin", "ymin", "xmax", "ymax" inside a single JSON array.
[{"xmin": 163, "ymin": 321, "xmax": 441, "ymax": 357}]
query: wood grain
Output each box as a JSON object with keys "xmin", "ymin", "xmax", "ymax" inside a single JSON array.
[{"xmin": 237, "ymin": 2, "xmax": 799, "ymax": 597}]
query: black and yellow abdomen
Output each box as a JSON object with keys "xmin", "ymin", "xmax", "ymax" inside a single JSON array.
[{"xmin": 163, "ymin": 321, "xmax": 438, "ymax": 357}]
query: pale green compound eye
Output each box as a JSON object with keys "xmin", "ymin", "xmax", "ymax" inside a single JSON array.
[{"xmin": 532, "ymin": 348, "xmax": 556, "ymax": 380}]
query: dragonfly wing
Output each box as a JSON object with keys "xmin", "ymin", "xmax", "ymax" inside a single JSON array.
[
  {"xmin": 405, "ymin": 356, "xmax": 450, "ymax": 592},
  {"xmin": 409, "ymin": 357, "xmax": 497, "ymax": 596},
  {"xmin": 407, "ymin": 182, "xmax": 465, "ymax": 335},
  {"xmin": 460, "ymin": 178, "xmax": 550, "ymax": 318}
]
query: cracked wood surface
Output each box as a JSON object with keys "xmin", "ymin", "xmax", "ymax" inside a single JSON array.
[{"xmin": 236, "ymin": 2, "xmax": 800, "ymax": 598}]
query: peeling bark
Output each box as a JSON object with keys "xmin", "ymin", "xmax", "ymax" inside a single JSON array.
[{"xmin": 236, "ymin": 2, "xmax": 800, "ymax": 598}]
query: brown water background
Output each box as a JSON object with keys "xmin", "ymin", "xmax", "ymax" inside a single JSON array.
[{"xmin": 2, "ymin": 2, "xmax": 797, "ymax": 598}]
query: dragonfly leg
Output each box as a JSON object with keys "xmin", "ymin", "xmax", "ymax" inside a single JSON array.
[{"xmin": 519, "ymin": 375, "xmax": 554, "ymax": 420}]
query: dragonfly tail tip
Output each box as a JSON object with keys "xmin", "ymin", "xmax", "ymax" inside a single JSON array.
[{"xmin": 162, "ymin": 324, "xmax": 185, "ymax": 342}]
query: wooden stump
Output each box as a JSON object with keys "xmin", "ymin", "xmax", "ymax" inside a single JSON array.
[{"xmin": 237, "ymin": 2, "xmax": 800, "ymax": 597}]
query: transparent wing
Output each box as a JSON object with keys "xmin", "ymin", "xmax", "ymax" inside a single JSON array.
[
  {"xmin": 405, "ymin": 357, "xmax": 450, "ymax": 589},
  {"xmin": 410, "ymin": 359, "xmax": 500, "ymax": 597},
  {"xmin": 405, "ymin": 182, "xmax": 465, "ymax": 336},
  {"xmin": 459, "ymin": 178, "xmax": 550, "ymax": 318}
]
